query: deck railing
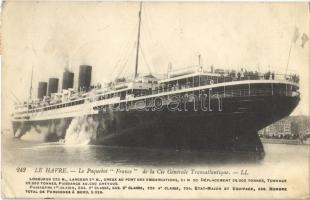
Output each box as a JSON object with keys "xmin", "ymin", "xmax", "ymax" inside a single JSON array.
[
  {"xmin": 210, "ymin": 88, "xmax": 297, "ymax": 98},
  {"xmin": 14, "ymin": 72, "xmax": 299, "ymax": 114},
  {"xmin": 123, "ymin": 87, "xmax": 298, "ymax": 111},
  {"xmin": 142, "ymin": 73, "xmax": 299, "ymax": 97}
]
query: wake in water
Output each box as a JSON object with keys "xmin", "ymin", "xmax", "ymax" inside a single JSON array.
[
  {"xmin": 13, "ymin": 115, "xmax": 102, "ymax": 145},
  {"xmin": 18, "ymin": 125, "xmax": 49, "ymax": 142},
  {"xmin": 64, "ymin": 116, "xmax": 99, "ymax": 145}
]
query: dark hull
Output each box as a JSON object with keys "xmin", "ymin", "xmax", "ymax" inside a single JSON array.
[{"xmin": 12, "ymin": 94, "xmax": 299, "ymax": 159}]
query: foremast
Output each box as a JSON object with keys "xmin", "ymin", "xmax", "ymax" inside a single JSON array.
[{"xmin": 134, "ymin": 2, "xmax": 142, "ymax": 79}]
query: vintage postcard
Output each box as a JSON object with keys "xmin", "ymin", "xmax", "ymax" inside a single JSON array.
[{"xmin": 1, "ymin": 1, "xmax": 309, "ymax": 199}]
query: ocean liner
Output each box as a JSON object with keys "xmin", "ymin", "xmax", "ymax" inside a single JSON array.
[{"xmin": 11, "ymin": 3, "xmax": 300, "ymax": 157}]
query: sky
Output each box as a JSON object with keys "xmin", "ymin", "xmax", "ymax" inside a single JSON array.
[{"xmin": 1, "ymin": 2, "xmax": 309, "ymax": 127}]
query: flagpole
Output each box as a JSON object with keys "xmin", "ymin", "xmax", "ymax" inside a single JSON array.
[
  {"xmin": 308, "ymin": 3, "xmax": 310, "ymax": 116},
  {"xmin": 285, "ymin": 43, "xmax": 293, "ymax": 75},
  {"xmin": 286, "ymin": 27, "xmax": 300, "ymax": 75}
]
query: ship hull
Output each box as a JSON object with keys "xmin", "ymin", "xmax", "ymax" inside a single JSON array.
[{"xmin": 12, "ymin": 94, "xmax": 299, "ymax": 159}]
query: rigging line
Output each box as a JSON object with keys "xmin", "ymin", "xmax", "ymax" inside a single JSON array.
[
  {"xmin": 112, "ymin": 22, "xmax": 140, "ymax": 78},
  {"xmin": 140, "ymin": 12, "xmax": 157, "ymax": 74},
  {"xmin": 142, "ymin": 7, "xmax": 156, "ymax": 45},
  {"xmin": 143, "ymin": 6, "xmax": 158, "ymax": 40},
  {"xmin": 141, "ymin": 36, "xmax": 156, "ymax": 74},
  {"xmin": 110, "ymin": 42, "xmax": 135, "ymax": 78},
  {"xmin": 108, "ymin": 17, "xmax": 136, "ymax": 64},
  {"xmin": 117, "ymin": 43, "xmax": 137, "ymax": 79},
  {"xmin": 140, "ymin": 45, "xmax": 153, "ymax": 75},
  {"xmin": 109, "ymin": 23, "xmax": 139, "ymax": 78},
  {"xmin": 112, "ymin": 49, "xmax": 134, "ymax": 80},
  {"xmin": 120, "ymin": 57, "xmax": 134, "ymax": 79},
  {"xmin": 146, "ymin": 5, "xmax": 172, "ymax": 56},
  {"xmin": 121, "ymin": 58, "xmax": 133, "ymax": 79},
  {"xmin": 121, "ymin": 41, "xmax": 141, "ymax": 78},
  {"xmin": 115, "ymin": 41, "xmax": 137, "ymax": 79},
  {"xmin": 113, "ymin": 45, "xmax": 132, "ymax": 78},
  {"xmin": 142, "ymin": 10, "xmax": 159, "ymax": 75},
  {"xmin": 10, "ymin": 90, "xmax": 21, "ymax": 103}
]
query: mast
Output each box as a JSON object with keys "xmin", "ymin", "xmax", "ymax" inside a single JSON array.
[
  {"xmin": 29, "ymin": 65, "xmax": 34, "ymax": 100},
  {"xmin": 134, "ymin": 2, "xmax": 142, "ymax": 79}
]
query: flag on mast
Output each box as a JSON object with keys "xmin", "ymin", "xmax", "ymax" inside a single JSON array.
[
  {"xmin": 301, "ymin": 33, "xmax": 309, "ymax": 48},
  {"xmin": 292, "ymin": 27, "xmax": 300, "ymax": 43}
]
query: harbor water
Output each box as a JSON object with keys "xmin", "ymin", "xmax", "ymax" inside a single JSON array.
[
  {"xmin": 2, "ymin": 129, "xmax": 309, "ymax": 199},
  {"xmin": 2, "ymin": 130, "xmax": 309, "ymax": 168}
]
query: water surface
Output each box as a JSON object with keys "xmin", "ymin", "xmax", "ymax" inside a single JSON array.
[{"xmin": 2, "ymin": 131, "xmax": 309, "ymax": 168}]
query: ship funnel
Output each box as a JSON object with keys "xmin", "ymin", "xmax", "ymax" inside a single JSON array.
[
  {"xmin": 37, "ymin": 82, "xmax": 47, "ymax": 99},
  {"xmin": 78, "ymin": 65, "xmax": 92, "ymax": 91},
  {"xmin": 62, "ymin": 70, "xmax": 74, "ymax": 90},
  {"xmin": 47, "ymin": 78, "xmax": 59, "ymax": 96}
]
